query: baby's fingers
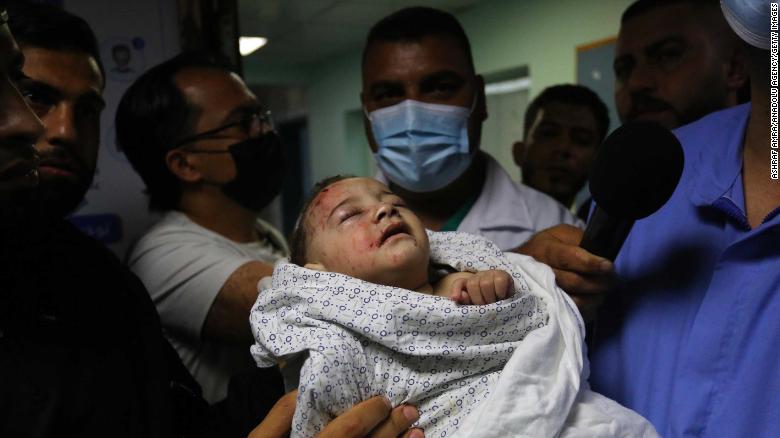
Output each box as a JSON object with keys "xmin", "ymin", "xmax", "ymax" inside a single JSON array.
[
  {"xmin": 493, "ymin": 272, "xmax": 512, "ymax": 300},
  {"xmin": 466, "ymin": 277, "xmax": 486, "ymax": 305},
  {"xmin": 479, "ymin": 276, "xmax": 497, "ymax": 304},
  {"xmin": 449, "ymin": 278, "xmax": 468, "ymax": 302}
]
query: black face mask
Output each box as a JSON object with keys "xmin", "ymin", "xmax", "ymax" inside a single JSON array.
[{"xmin": 221, "ymin": 131, "xmax": 286, "ymax": 212}]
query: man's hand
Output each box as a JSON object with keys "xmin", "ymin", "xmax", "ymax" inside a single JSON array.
[
  {"xmin": 318, "ymin": 396, "xmax": 424, "ymax": 438},
  {"xmin": 248, "ymin": 390, "xmax": 297, "ymax": 438},
  {"xmin": 449, "ymin": 270, "xmax": 513, "ymax": 305},
  {"xmin": 248, "ymin": 391, "xmax": 424, "ymax": 438},
  {"xmin": 515, "ymin": 224, "xmax": 614, "ymax": 321}
]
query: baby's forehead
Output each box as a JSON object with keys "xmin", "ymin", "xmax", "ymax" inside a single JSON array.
[{"xmin": 309, "ymin": 178, "xmax": 390, "ymax": 213}]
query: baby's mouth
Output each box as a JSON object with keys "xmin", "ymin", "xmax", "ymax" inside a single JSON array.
[{"xmin": 378, "ymin": 222, "xmax": 410, "ymax": 246}]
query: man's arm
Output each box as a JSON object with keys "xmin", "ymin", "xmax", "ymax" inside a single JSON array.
[
  {"xmin": 513, "ymin": 224, "xmax": 614, "ymax": 321},
  {"xmin": 202, "ymin": 260, "xmax": 275, "ymax": 344}
]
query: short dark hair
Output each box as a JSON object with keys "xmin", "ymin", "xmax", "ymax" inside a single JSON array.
[
  {"xmin": 112, "ymin": 44, "xmax": 129, "ymax": 55},
  {"xmin": 621, "ymin": 0, "xmax": 719, "ymax": 23},
  {"xmin": 289, "ymin": 175, "xmax": 355, "ymax": 266},
  {"xmin": 7, "ymin": 1, "xmax": 104, "ymax": 84},
  {"xmin": 362, "ymin": 6, "xmax": 474, "ymax": 71},
  {"xmin": 115, "ymin": 52, "xmax": 232, "ymax": 211},
  {"xmin": 524, "ymin": 84, "xmax": 610, "ymax": 142}
]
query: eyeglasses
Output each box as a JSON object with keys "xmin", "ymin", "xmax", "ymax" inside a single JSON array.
[{"xmin": 174, "ymin": 109, "xmax": 273, "ymax": 149}]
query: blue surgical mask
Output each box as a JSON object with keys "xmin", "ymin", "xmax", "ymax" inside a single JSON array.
[
  {"xmin": 367, "ymin": 99, "xmax": 476, "ymax": 193},
  {"xmin": 721, "ymin": 0, "xmax": 770, "ymax": 49}
]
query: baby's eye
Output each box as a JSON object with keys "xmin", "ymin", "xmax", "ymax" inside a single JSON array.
[{"xmin": 339, "ymin": 209, "xmax": 361, "ymax": 223}]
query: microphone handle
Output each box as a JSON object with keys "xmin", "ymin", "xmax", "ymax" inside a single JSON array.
[{"xmin": 579, "ymin": 207, "xmax": 635, "ymax": 261}]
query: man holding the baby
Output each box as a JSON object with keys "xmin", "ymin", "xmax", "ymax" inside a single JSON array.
[{"xmin": 118, "ymin": 6, "xmax": 594, "ymax": 438}]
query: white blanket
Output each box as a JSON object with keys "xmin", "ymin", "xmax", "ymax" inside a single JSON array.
[{"xmin": 251, "ymin": 231, "xmax": 657, "ymax": 437}]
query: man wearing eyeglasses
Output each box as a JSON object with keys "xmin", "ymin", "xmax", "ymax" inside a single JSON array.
[{"xmin": 116, "ymin": 53, "xmax": 288, "ymax": 404}]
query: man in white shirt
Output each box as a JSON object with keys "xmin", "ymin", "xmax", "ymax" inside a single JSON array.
[
  {"xmin": 116, "ymin": 54, "xmax": 287, "ymax": 403},
  {"xmin": 512, "ymin": 84, "xmax": 609, "ymax": 220},
  {"xmin": 361, "ymin": 7, "xmax": 580, "ymax": 251}
]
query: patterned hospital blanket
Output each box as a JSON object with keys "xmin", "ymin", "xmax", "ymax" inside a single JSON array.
[{"xmin": 250, "ymin": 231, "xmax": 657, "ymax": 437}]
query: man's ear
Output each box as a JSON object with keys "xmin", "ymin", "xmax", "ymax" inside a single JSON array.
[
  {"xmin": 360, "ymin": 91, "xmax": 379, "ymax": 153},
  {"xmin": 165, "ymin": 149, "xmax": 202, "ymax": 183},
  {"xmin": 304, "ymin": 262, "xmax": 326, "ymax": 272},
  {"xmin": 474, "ymin": 74, "xmax": 488, "ymax": 122},
  {"xmin": 512, "ymin": 141, "xmax": 525, "ymax": 167},
  {"xmin": 725, "ymin": 45, "xmax": 749, "ymax": 93}
]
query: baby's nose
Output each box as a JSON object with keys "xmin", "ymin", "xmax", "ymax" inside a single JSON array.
[{"xmin": 374, "ymin": 202, "xmax": 398, "ymax": 222}]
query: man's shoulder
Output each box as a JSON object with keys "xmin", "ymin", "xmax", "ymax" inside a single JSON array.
[
  {"xmin": 674, "ymin": 103, "xmax": 750, "ymax": 148},
  {"xmin": 457, "ymin": 156, "xmax": 580, "ymax": 249},
  {"xmin": 479, "ymin": 156, "xmax": 580, "ymax": 226},
  {"xmin": 134, "ymin": 211, "xmax": 224, "ymax": 249},
  {"xmin": 54, "ymin": 219, "xmax": 125, "ymax": 266},
  {"xmin": 128, "ymin": 211, "xmax": 225, "ymax": 267}
]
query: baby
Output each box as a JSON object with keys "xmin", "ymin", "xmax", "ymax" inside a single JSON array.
[
  {"xmin": 251, "ymin": 176, "xmax": 658, "ymax": 438},
  {"xmin": 288, "ymin": 175, "xmax": 513, "ymax": 305}
]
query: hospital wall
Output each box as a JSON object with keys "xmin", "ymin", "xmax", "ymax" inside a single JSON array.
[{"xmin": 245, "ymin": 0, "xmax": 634, "ymax": 187}]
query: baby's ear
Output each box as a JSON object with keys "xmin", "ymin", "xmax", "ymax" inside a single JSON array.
[{"xmin": 304, "ymin": 262, "xmax": 326, "ymax": 271}]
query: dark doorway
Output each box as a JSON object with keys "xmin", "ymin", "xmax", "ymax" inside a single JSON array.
[{"xmin": 277, "ymin": 117, "xmax": 308, "ymax": 237}]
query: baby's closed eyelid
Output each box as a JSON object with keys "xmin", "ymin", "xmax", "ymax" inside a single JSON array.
[{"xmin": 338, "ymin": 209, "xmax": 362, "ymax": 223}]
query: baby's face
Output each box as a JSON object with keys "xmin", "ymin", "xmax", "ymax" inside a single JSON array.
[{"xmin": 305, "ymin": 178, "xmax": 430, "ymax": 290}]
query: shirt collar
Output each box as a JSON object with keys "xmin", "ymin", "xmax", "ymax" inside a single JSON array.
[
  {"xmin": 461, "ymin": 153, "xmax": 534, "ymax": 231},
  {"xmin": 683, "ymin": 103, "xmax": 751, "ymax": 208},
  {"xmin": 374, "ymin": 153, "xmax": 534, "ymax": 232}
]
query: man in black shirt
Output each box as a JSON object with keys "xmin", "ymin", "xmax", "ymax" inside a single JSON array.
[{"xmin": 0, "ymin": 3, "xmax": 220, "ymax": 436}]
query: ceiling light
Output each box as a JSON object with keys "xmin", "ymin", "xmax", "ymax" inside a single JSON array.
[
  {"xmin": 239, "ymin": 37, "xmax": 267, "ymax": 56},
  {"xmin": 485, "ymin": 77, "xmax": 532, "ymax": 95}
]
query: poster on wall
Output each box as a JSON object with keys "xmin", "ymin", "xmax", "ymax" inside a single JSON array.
[
  {"xmin": 101, "ymin": 36, "xmax": 147, "ymax": 83},
  {"xmin": 62, "ymin": 0, "xmax": 180, "ymax": 258},
  {"xmin": 576, "ymin": 36, "xmax": 619, "ymax": 135}
]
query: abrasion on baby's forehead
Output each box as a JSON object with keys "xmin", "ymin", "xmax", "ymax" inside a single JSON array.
[
  {"xmin": 306, "ymin": 177, "xmax": 385, "ymax": 230},
  {"xmin": 295, "ymin": 177, "xmax": 361, "ymax": 260},
  {"xmin": 306, "ymin": 181, "xmax": 344, "ymax": 232}
]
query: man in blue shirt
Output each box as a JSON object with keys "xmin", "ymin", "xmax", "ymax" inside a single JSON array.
[
  {"xmin": 588, "ymin": 2, "xmax": 778, "ymax": 435},
  {"xmin": 520, "ymin": 0, "xmax": 777, "ymax": 435}
]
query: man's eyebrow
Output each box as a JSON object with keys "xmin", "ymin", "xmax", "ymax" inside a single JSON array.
[
  {"xmin": 420, "ymin": 70, "xmax": 465, "ymax": 86},
  {"xmin": 80, "ymin": 88, "xmax": 106, "ymax": 109},
  {"xmin": 218, "ymin": 102, "xmax": 261, "ymax": 125},
  {"xmin": 536, "ymin": 120, "xmax": 561, "ymax": 128},
  {"xmin": 570, "ymin": 126, "xmax": 598, "ymax": 138},
  {"xmin": 645, "ymin": 36, "xmax": 686, "ymax": 55},
  {"xmin": 24, "ymin": 78, "xmax": 61, "ymax": 99},
  {"xmin": 570, "ymin": 124, "xmax": 597, "ymax": 133},
  {"xmin": 613, "ymin": 53, "xmax": 633, "ymax": 68},
  {"xmin": 368, "ymin": 80, "xmax": 403, "ymax": 95}
]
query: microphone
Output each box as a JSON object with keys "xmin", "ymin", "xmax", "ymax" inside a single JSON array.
[{"xmin": 580, "ymin": 121, "xmax": 684, "ymax": 261}]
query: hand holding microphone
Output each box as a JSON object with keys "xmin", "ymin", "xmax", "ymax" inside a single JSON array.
[
  {"xmin": 518, "ymin": 121, "xmax": 682, "ymax": 320},
  {"xmin": 580, "ymin": 121, "xmax": 683, "ymax": 261}
]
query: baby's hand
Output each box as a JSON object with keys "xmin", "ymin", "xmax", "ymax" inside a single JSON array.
[{"xmin": 450, "ymin": 270, "xmax": 513, "ymax": 305}]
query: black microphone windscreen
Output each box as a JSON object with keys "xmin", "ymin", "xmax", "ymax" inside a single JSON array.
[{"xmin": 588, "ymin": 121, "xmax": 684, "ymax": 220}]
